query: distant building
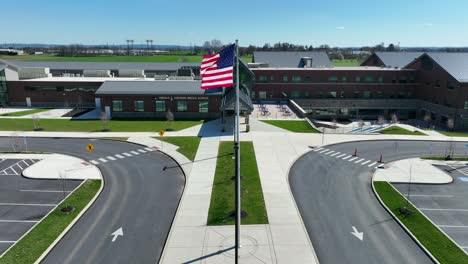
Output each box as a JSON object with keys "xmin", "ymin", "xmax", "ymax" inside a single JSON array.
[
  {"xmin": 0, "ymin": 49, "xmax": 24, "ymax": 56},
  {"xmin": 252, "ymin": 51, "xmax": 331, "ymax": 68}
]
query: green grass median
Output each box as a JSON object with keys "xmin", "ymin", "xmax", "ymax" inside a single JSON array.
[
  {"xmin": 374, "ymin": 181, "xmax": 468, "ymax": 264},
  {"xmin": 208, "ymin": 141, "xmax": 268, "ymax": 225},
  {"xmin": 0, "ymin": 118, "xmax": 203, "ymax": 132},
  {"xmin": 379, "ymin": 126, "xmax": 426, "ymax": 136},
  {"xmin": 155, "ymin": 136, "xmax": 201, "ymax": 161},
  {"xmin": 0, "ymin": 109, "xmax": 50, "ymax": 117},
  {"xmin": 0, "ymin": 179, "xmax": 101, "ymax": 264},
  {"xmin": 261, "ymin": 120, "xmax": 320, "ymax": 133}
]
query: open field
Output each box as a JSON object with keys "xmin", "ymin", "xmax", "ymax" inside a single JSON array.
[
  {"xmin": 0, "ymin": 109, "xmax": 50, "ymax": 117},
  {"xmin": 374, "ymin": 181, "xmax": 468, "ymax": 264},
  {"xmin": 0, "ymin": 180, "xmax": 101, "ymax": 264},
  {"xmin": 0, "ymin": 119, "xmax": 203, "ymax": 132},
  {"xmin": 207, "ymin": 141, "xmax": 268, "ymax": 225},
  {"xmin": 155, "ymin": 136, "xmax": 201, "ymax": 161},
  {"xmin": 331, "ymin": 59, "xmax": 361, "ymax": 67},
  {"xmin": 379, "ymin": 126, "xmax": 426, "ymax": 136},
  {"xmin": 261, "ymin": 120, "xmax": 320, "ymax": 133},
  {"xmin": 1, "ymin": 54, "xmax": 203, "ymax": 63}
]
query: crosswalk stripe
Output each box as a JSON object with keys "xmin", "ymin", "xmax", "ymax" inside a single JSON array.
[
  {"xmin": 330, "ymin": 152, "xmax": 340, "ymax": 157},
  {"xmin": 90, "ymin": 160, "xmax": 99, "ymax": 165},
  {"xmin": 313, "ymin": 148, "xmax": 323, "ymax": 152},
  {"xmin": 145, "ymin": 147, "xmax": 154, "ymax": 152},
  {"xmin": 324, "ymin": 151, "xmax": 335, "ymax": 155},
  {"xmin": 355, "ymin": 158, "xmax": 365, "ymax": 164},
  {"xmin": 138, "ymin": 149, "xmax": 147, "ymax": 153},
  {"xmin": 336, "ymin": 153, "xmax": 346, "ymax": 158},
  {"xmin": 130, "ymin": 151, "xmax": 140, "ymax": 155},
  {"xmin": 123, "ymin": 152, "xmax": 132, "ymax": 157},
  {"xmin": 115, "ymin": 154, "xmax": 125, "ymax": 159},
  {"xmin": 98, "ymin": 158, "xmax": 108, "ymax": 163},
  {"xmin": 349, "ymin": 157, "xmax": 358, "ymax": 162},
  {"xmin": 107, "ymin": 156, "xmax": 116, "ymax": 161},
  {"xmin": 319, "ymin": 149, "xmax": 329, "ymax": 153},
  {"xmin": 368, "ymin": 162, "xmax": 377, "ymax": 167},
  {"xmin": 361, "ymin": 160, "xmax": 371, "ymax": 165},
  {"xmin": 342, "ymin": 155, "xmax": 352, "ymax": 160}
]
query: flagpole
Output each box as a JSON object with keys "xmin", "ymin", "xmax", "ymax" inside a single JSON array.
[{"xmin": 234, "ymin": 39, "xmax": 241, "ymax": 264}]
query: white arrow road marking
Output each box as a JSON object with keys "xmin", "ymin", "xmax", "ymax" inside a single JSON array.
[
  {"xmin": 111, "ymin": 227, "xmax": 123, "ymax": 242},
  {"xmin": 351, "ymin": 226, "xmax": 364, "ymax": 241}
]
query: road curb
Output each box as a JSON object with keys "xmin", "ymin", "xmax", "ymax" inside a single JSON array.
[{"xmin": 370, "ymin": 172, "xmax": 440, "ymax": 264}]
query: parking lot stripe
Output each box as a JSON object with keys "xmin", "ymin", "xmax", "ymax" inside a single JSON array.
[
  {"xmin": 20, "ymin": 190, "xmax": 70, "ymax": 193},
  {"xmin": 354, "ymin": 158, "xmax": 365, "ymax": 164},
  {"xmin": 22, "ymin": 160, "xmax": 29, "ymax": 166},
  {"xmin": 123, "ymin": 152, "xmax": 132, "ymax": 157},
  {"xmin": 90, "ymin": 160, "xmax": 99, "ymax": 165},
  {"xmin": 438, "ymin": 225, "xmax": 468, "ymax": 228},
  {"xmin": 17, "ymin": 163, "xmax": 23, "ymax": 170},
  {"xmin": 420, "ymin": 208, "xmax": 468, "ymax": 212},
  {"xmin": 107, "ymin": 156, "xmax": 116, "ymax": 161},
  {"xmin": 0, "ymin": 219, "xmax": 39, "ymax": 223},
  {"xmin": 98, "ymin": 158, "xmax": 108, "ymax": 163},
  {"xmin": 115, "ymin": 154, "xmax": 125, "ymax": 159},
  {"xmin": 0, "ymin": 203, "xmax": 56, "ymax": 207},
  {"xmin": 29, "ymin": 159, "xmax": 36, "ymax": 164},
  {"xmin": 130, "ymin": 151, "xmax": 140, "ymax": 155},
  {"xmin": 361, "ymin": 160, "xmax": 371, "ymax": 165},
  {"xmin": 330, "ymin": 152, "xmax": 340, "ymax": 157},
  {"xmin": 349, "ymin": 157, "xmax": 358, "ymax": 162},
  {"xmin": 409, "ymin": 194, "xmax": 454, "ymax": 198},
  {"xmin": 9, "ymin": 167, "xmax": 18, "ymax": 175},
  {"xmin": 368, "ymin": 162, "xmax": 377, "ymax": 167},
  {"xmin": 342, "ymin": 155, "xmax": 352, "ymax": 160},
  {"xmin": 138, "ymin": 149, "xmax": 147, "ymax": 153}
]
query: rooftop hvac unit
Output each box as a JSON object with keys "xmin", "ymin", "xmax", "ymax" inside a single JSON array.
[
  {"xmin": 119, "ymin": 69, "xmax": 145, "ymax": 78},
  {"xmin": 18, "ymin": 67, "xmax": 52, "ymax": 80},
  {"xmin": 83, "ymin": 70, "xmax": 111, "ymax": 77}
]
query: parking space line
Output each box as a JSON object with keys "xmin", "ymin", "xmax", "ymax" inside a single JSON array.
[
  {"xmin": 354, "ymin": 158, "xmax": 365, "ymax": 164},
  {"xmin": 409, "ymin": 194, "xmax": 454, "ymax": 198},
  {"xmin": 0, "ymin": 219, "xmax": 39, "ymax": 223},
  {"xmin": 342, "ymin": 155, "xmax": 352, "ymax": 160},
  {"xmin": 107, "ymin": 156, "xmax": 116, "ymax": 161},
  {"xmin": 438, "ymin": 225, "xmax": 468, "ymax": 228},
  {"xmin": 123, "ymin": 152, "xmax": 132, "ymax": 157},
  {"xmin": 0, "ymin": 203, "xmax": 56, "ymax": 207},
  {"xmin": 361, "ymin": 160, "xmax": 371, "ymax": 165},
  {"xmin": 336, "ymin": 153, "xmax": 346, "ymax": 158},
  {"xmin": 29, "ymin": 159, "xmax": 36, "ymax": 164},
  {"xmin": 349, "ymin": 157, "xmax": 358, "ymax": 162},
  {"xmin": 20, "ymin": 190, "xmax": 70, "ymax": 193},
  {"xmin": 420, "ymin": 208, "xmax": 468, "ymax": 212},
  {"xmin": 319, "ymin": 149, "xmax": 329, "ymax": 153},
  {"xmin": 22, "ymin": 160, "xmax": 29, "ymax": 166},
  {"xmin": 0, "ymin": 241, "xmax": 15, "ymax": 244},
  {"xmin": 98, "ymin": 158, "xmax": 108, "ymax": 163},
  {"xmin": 368, "ymin": 162, "xmax": 377, "ymax": 167},
  {"xmin": 9, "ymin": 167, "xmax": 18, "ymax": 175},
  {"xmin": 130, "ymin": 151, "xmax": 140, "ymax": 155},
  {"xmin": 16, "ymin": 163, "xmax": 23, "ymax": 170},
  {"xmin": 138, "ymin": 149, "xmax": 147, "ymax": 153},
  {"xmin": 115, "ymin": 154, "xmax": 125, "ymax": 159}
]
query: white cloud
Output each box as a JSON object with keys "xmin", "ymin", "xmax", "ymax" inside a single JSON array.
[{"xmin": 336, "ymin": 26, "xmax": 345, "ymax": 30}]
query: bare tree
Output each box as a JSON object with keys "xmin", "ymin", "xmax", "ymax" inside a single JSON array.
[
  {"xmin": 100, "ymin": 112, "xmax": 109, "ymax": 132},
  {"xmin": 378, "ymin": 116, "xmax": 386, "ymax": 126},
  {"xmin": 446, "ymin": 118, "xmax": 455, "ymax": 160},
  {"xmin": 391, "ymin": 113, "xmax": 398, "ymax": 124},
  {"xmin": 358, "ymin": 120, "xmax": 365, "ymax": 133},
  {"xmin": 32, "ymin": 114, "xmax": 41, "ymax": 131},
  {"xmin": 423, "ymin": 113, "xmax": 432, "ymax": 128},
  {"xmin": 332, "ymin": 118, "xmax": 337, "ymax": 133},
  {"xmin": 166, "ymin": 109, "xmax": 174, "ymax": 131}
]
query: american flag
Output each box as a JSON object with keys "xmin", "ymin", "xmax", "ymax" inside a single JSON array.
[{"xmin": 200, "ymin": 44, "xmax": 235, "ymax": 90}]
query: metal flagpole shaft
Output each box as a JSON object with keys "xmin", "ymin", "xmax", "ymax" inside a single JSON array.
[{"xmin": 234, "ymin": 39, "xmax": 241, "ymax": 264}]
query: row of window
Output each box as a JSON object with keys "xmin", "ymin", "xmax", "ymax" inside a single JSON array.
[
  {"xmin": 425, "ymin": 80, "xmax": 457, "ymax": 90},
  {"xmin": 25, "ymin": 86, "xmax": 100, "ymax": 92},
  {"xmin": 112, "ymin": 100, "xmax": 209, "ymax": 113},
  {"xmin": 254, "ymin": 91, "xmax": 413, "ymax": 99},
  {"xmin": 256, "ymin": 75, "xmax": 415, "ymax": 84}
]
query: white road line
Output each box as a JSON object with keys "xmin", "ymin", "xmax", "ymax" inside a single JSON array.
[
  {"xmin": 0, "ymin": 241, "xmax": 15, "ymax": 243},
  {"xmin": 330, "ymin": 152, "xmax": 340, "ymax": 157},
  {"xmin": 0, "ymin": 203, "xmax": 56, "ymax": 207},
  {"xmin": 107, "ymin": 156, "xmax": 117, "ymax": 161},
  {"xmin": 144, "ymin": 147, "xmax": 154, "ymax": 152},
  {"xmin": 29, "ymin": 159, "xmax": 36, "ymax": 164},
  {"xmin": 368, "ymin": 162, "xmax": 377, "ymax": 167},
  {"xmin": 348, "ymin": 157, "xmax": 358, "ymax": 162},
  {"xmin": 138, "ymin": 149, "xmax": 147, "ymax": 153},
  {"xmin": 324, "ymin": 151, "xmax": 335, "ymax": 155},
  {"xmin": 409, "ymin": 194, "xmax": 454, "ymax": 198},
  {"xmin": 130, "ymin": 151, "xmax": 140, "ymax": 155},
  {"xmin": 361, "ymin": 160, "xmax": 371, "ymax": 166},
  {"xmin": 115, "ymin": 154, "xmax": 125, "ymax": 159},
  {"xmin": 98, "ymin": 158, "xmax": 108, "ymax": 163},
  {"xmin": 420, "ymin": 208, "xmax": 468, "ymax": 212},
  {"xmin": 336, "ymin": 153, "xmax": 346, "ymax": 158},
  {"xmin": 90, "ymin": 160, "xmax": 99, "ymax": 165},
  {"xmin": 0, "ymin": 219, "xmax": 39, "ymax": 223},
  {"xmin": 343, "ymin": 155, "xmax": 352, "ymax": 160},
  {"xmin": 22, "ymin": 160, "xmax": 29, "ymax": 166},
  {"xmin": 319, "ymin": 149, "xmax": 329, "ymax": 153},
  {"xmin": 438, "ymin": 225, "xmax": 468, "ymax": 228},
  {"xmin": 17, "ymin": 163, "xmax": 23, "ymax": 170},
  {"xmin": 123, "ymin": 152, "xmax": 132, "ymax": 157},
  {"xmin": 10, "ymin": 167, "xmax": 18, "ymax": 175},
  {"xmin": 20, "ymin": 190, "xmax": 70, "ymax": 193},
  {"xmin": 355, "ymin": 158, "xmax": 365, "ymax": 164}
]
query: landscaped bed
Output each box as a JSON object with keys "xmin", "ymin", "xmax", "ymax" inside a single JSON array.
[
  {"xmin": 155, "ymin": 136, "xmax": 201, "ymax": 161},
  {"xmin": 0, "ymin": 109, "xmax": 50, "ymax": 117},
  {"xmin": 207, "ymin": 141, "xmax": 268, "ymax": 225},
  {"xmin": 379, "ymin": 126, "xmax": 426, "ymax": 136},
  {"xmin": 261, "ymin": 120, "xmax": 320, "ymax": 133},
  {"xmin": 374, "ymin": 181, "xmax": 468, "ymax": 264}
]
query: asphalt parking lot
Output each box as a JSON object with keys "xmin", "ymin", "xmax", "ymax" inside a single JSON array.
[
  {"xmin": 394, "ymin": 165, "xmax": 468, "ymax": 253},
  {"xmin": 0, "ymin": 159, "xmax": 82, "ymax": 256}
]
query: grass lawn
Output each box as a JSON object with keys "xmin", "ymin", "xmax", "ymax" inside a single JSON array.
[
  {"xmin": 0, "ymin": 108, "xmax": 50, "ymax": 117},
  {"xmin": 0, "ymin": 119, "xmax": 203, "ymax": 132},
  {"xmin": 154, "ymin": 136, "xmax": 201, "ymax": 161},
  {"xmin": 1, "ymin": 54, "xmax": 202, "ymax": 63},
  {"xmin": 374, "ymin": 181, "xmax": 468, "ymax": 264},
  {"xmin": 379, "ymin": 126, "xmax": 426, "ymax": 136},
  {"xmin": 331, "ymin": 59, "xmax": 361, "ymax": 67},
  {"xmin": 438, "ymin": 131, "xmax": 468, "ymax": 137},
  {"xmin": 0, "ymin": 180, "xmax": 101, "ymax": 264},
  {"xmin": 207, "ymin": 141, "xmax": 268, "ymax": 225},
  {"xmin": 261, "ymin": 120, "xmax": 320, "ymax": 133}
]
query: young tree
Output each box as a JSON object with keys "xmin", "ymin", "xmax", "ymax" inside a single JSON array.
[
  {"xmin": 100, "ymin": 112, "xmax": 109, "ymax": 132},
  {"xmin": 166, "ymin": 109, "xmax": 174, "ymax": 131},
  {"xmin": 423, "ymin": 113, "xmax": 432, "ymax": 128},
  {"xmin": 358, "ymin": 120, "xmax": 365, "ymax": 133},
  {"xmin": 391, "ymin": 113, "xmax": 398, "ymax": 124},
  {"xmin": 378, "ymin": 116, "xmax": 386, "ymax": 126},
  {"xmin": 32, "ymin": 114, "xmax": 41, "ymax": 131}
]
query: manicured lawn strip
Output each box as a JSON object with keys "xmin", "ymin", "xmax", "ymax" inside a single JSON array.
[
  {"xmin": 261, "ymin": 120, "xmax": 320, "ymax": 133},
  {"xmin": 0, "ymin": 180, "xmax": 101, "ymax": 264},
  {"xmin": 0, "ymin": 119, "xmax": 203, "ymax": 132},
  {"xmin": 379, "ymin": 126, "xmax": 426, "ymax": 136},
  {"xmin": 102, "ymin": 137, "xmax": 129, "ymax": 141},
  {"xmin": 374, "ymin": 181, "xmax": 468, "ymax": 264},
  {"xmin": 208, "ymin": 141, "xmax": 268, "ymax": 225},
  {"xmin": 0, "ymin": 109, "xmax": 50, "ymax": 117},
  {"xmin": 1, "ymin": 55, "xmax": 202, "ymax": 63},
  {"xmin": 331, "ymin": 59, "xmax": 361, "ymax": 67},
  {"xmin": 155, "ymin": 136, "xmax": 201, "ymax": 161},
  {"xmin": 438, "ymin": 131, "xmax": 468, "ymax": 137}
]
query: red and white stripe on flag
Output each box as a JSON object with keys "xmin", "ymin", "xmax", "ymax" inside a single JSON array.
[{"xmin": 200, "ymin": 54, "xmax": 233, "ymax": 90}]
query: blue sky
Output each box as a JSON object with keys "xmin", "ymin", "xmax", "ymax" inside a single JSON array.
[{"xmin": 1, "ymin": 0, "xmax": 467, "ymax": 47}]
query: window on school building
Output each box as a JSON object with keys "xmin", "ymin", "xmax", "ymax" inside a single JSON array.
[
  {"xmin": 292, "ymin": 76, "xmax": 302, "ymax": 83},
  {"xmin": 304, "ymin": 76, "xmax": 312, "ymax": 83},
  {"xmin": 398, "ymin": 77, "xmax": 407, "ymax": 83},
  {"xmin": 447, "ymin": 81, "xmax": 456, "ymax": 90},
  {"xmin": 155, "ymin": 100, "xmax": 166, "ymax": 112},
  {"xmin": 282, "ymin": 75, "xmax": 288, "ymax": 82},
  {"xmin": 112, "ymin": 100, "xmax": 123, "ymax": 112},
  {"xmin": 318, "ymin": 92, "xmax": 324, "ymax": 98},
  {"xmin": 378, "ymin": 76, "xmax": 383, "ymax": 83},
  {"xmin": 342, "ymin": 76, "xmax": 347, "ymax": 82},
  {"xmin": 291, "ymin": 91, "xmax": 301, "ymax": 98},
  {"xmin": 328, "ymin": 92, "xmax": 337, "ymax": 98},
  {"xmin": 364, "ymin": 76, "xmax": 374, "ymax": 83},
  {"xmin": 177, "ymin": 101, "xmax": 187, "ymax": 112},
  {"xmin": 270, "ymin": 76, "xmax": 275, "ymax": 82},
  {"xmin": 328, "ymin": 76, "xmax": 338, "ymax": 83},
  {"xmin": 259, "ymin": 91, "xmax": 267, "ymax": 99},
  {"xmin": 258, "ymin": 75, "xmax": 267, "ymax": 82},
  {"xmin": 363, "ymin": 91, "xmax": 371, "ymax": 98},
  {"xmin": 340, "ymin": 91, "xmax": 345, "ymax": 98},
  {"xmin": 355, "ymin": 76, "xmax": 361, "ymax": 83},
  {"xmin": 304, "ymin": 91, "xmax": 311, "ymax": 98},
  {"xmin": 134, "ymin": 100, "xmax": 144, "ymax": 112},
  {"xmin": 199, "ymin": 100, "xmax": 208, "ymax": 113},
  {"xmin": 435, "ymin": 80, "xmax": 441, "ymax": 88},
  {"xmin": 464, "ymin": 101, "xmax": 468, "ymax": 110}
]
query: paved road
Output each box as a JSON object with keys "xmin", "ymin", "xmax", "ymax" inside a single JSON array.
[
  {"xmin": 290, "ymin": 140, "xmax": 468, "ymax": 264},
  {"xmin": 0, "ymin": 138, "xmax": 185, "ymax": 264}
]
